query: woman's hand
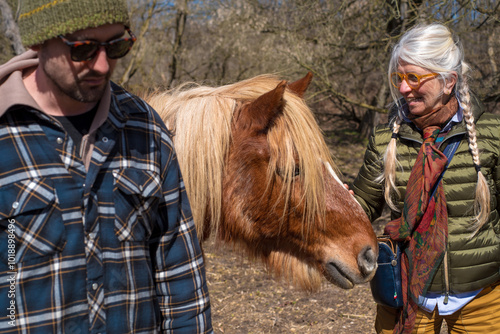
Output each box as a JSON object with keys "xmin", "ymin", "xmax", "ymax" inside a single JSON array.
[{"xmin": 343, "ymin": 183, "xmax": 354, "ymax": 196}]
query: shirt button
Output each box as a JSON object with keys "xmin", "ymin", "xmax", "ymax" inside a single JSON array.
[
  {"xmin": 102, "ymin": 137, "xmax": 108, "ymax": 143},
  {"xmin": 139, "ymin": 185, "xmax": 144, "ymax": 192},
  {"xmin": 92, "ymin": 283, "xmax": 98, "ymax": 290},
  {"xmin": 12, "ymin": 201, "xmax": 19, "ymax": 209},
  {"xmin": 56, "ymin": 137, "xmax": 63, "ymax": 144}
]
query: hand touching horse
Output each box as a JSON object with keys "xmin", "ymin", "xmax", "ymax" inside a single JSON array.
[{"xmin": 146, "ymin": 73, "xmax": 378, "ymax": 291}]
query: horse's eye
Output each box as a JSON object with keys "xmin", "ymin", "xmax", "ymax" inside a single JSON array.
[
  {"xmin": 294, "ymin": 166, "xmax": 300, "ymax": 177},
  {"xmin": 276, "ymin": 166, "xmax": 300, "ymax": 178}
]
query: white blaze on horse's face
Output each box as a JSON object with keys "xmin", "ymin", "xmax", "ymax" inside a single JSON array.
[
  {"xmin": 323, "ymin": 160, "xmax": 363, "ymax": 208},
  {"xmin": 323, "ymin": 160, "xmax": 343, "ymax": 186}
]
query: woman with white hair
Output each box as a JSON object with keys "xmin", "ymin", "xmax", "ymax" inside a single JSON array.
[{"xmin": 351, "ymin": 23, "xmax": 500, "ymax": 333}]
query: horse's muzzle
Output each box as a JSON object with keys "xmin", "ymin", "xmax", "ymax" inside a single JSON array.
[{"xmin": 324, "ymin": 245, "xmax": 378, "ymax": 289}]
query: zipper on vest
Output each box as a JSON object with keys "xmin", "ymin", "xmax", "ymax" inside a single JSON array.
[
  {"xmin": 440, "ymin": 132, "xmax": 464, "ymax": 305},
  {"xmin": 443, "ymin": 250, "xmax": 450, "ymax": 304}
]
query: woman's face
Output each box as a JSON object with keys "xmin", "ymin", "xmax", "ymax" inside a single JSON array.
[{"xmin": 397, "ymin": 63, "xmax": 456, "ymax": 117}]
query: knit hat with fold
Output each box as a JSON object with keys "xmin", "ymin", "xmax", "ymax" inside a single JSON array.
[{"xmin": 18, "ymin": 0, "xmax": 130, "ymax": 47}]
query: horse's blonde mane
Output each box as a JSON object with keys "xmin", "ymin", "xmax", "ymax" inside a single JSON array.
[{"xmin": 146, "ymin": 74, "xmax": 337, "ymax": 243}]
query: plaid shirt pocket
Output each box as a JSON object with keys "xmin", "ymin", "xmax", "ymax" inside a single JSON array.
[
  {"xmin": 113, "ymin": 168, "xmax": 162, "ymax": 242},
  {"xmin": 0, "ymin": 178, "xmax": 66, "ymax": 264}
]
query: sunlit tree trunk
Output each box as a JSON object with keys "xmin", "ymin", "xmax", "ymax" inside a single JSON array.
[
  {"xmin": 0, "ymin": 0, "xmax": 24, "ymax": 55},
  {"xmin": 119, "ymin": 0, "xmax": 159, "ymax": 86},
  {"xmin": 166, "ymin": 0, "xmax": 188, "ymax": 88}
]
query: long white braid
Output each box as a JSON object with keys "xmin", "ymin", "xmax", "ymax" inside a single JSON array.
[{"xmin": 459, "ymin": 75, "xmax": 491, "ymax": 234}]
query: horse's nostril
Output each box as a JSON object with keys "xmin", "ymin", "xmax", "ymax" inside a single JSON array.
[{"xmin": 358, "ymin": 245, "xmax": 377, "ymax": 276}]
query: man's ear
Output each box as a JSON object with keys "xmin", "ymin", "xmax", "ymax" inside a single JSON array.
[{"xmin": 444, "ymin": 71, "xmax": 458, "ymax": 95}]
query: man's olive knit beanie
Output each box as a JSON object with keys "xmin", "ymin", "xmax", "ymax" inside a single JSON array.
[{"xmin": 18, "ymin": 0, "xmax": 130, "ymax": 47}]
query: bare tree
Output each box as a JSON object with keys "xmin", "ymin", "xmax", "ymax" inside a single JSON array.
[
  {"xmin": 166, "ymin": 0, "xmax": 188, "ymax": 88},
  {"xmin": 3, "ymin": 0, "xmax": 493, "ymax": 132},
  {"xmin": 119, "ymin": 0, "xmax": 162, "ymax": 86},
  {"xmin": 254, "ymin": 0, "xmax": 499, "ymax": 136},
  {"xmin": 117, "ymin": 0, "xmax": 498, "ymax": 131}
]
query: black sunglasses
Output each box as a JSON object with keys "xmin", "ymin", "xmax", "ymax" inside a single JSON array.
[{"xmin": 58, "ymin": 27, "xmax": 137, "ymax": 62}]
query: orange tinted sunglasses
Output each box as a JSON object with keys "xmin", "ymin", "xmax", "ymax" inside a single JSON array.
[{"xmin": 390, "ymin": 72, "xmax": 439, "ymax": 89}]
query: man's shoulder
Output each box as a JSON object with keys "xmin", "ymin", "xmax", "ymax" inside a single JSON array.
[
  {"xmin": 108, "ymin": 81, "xmax": 173, "ymax": 144},
  {"xmin": 109, "ymin": 81, "xmax": 166, "ymax": 123},
  {"xmin": 109, "ymin": 81, "xmax": 150, "ymax": 114}
]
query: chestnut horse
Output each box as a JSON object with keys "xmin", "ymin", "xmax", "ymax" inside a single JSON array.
[{"xmin": 146, "ymin": 73, "xmax": 378, "ymax": 291}]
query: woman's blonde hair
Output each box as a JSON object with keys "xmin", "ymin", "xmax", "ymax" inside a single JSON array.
[{"xmin": 381, "ymin": 23, "xmax": 490, "ymax": 233}]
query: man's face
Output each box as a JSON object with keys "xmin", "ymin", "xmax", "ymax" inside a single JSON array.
[{"xmin": 38, "ymin": 23, "xmax": 125, "ymax": 104}]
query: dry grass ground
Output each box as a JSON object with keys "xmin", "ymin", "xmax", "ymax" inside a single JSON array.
[{"xmin": 205, "ymin": 239, "xmax": 378, "ymax": 334}]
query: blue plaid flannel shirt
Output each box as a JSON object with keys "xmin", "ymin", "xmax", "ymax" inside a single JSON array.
[{"xmin": 0, "ymin": 81, "xmax": 212, "ymax": 333}]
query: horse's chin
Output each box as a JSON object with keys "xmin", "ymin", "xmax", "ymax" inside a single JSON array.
[
  {"xmin": 323, "ymin": 262, "xmax": 356, "ymax": 289},
  {"xmin": 321, "ymin": 244, "xmax": 378, "ymax": 289},
  {"xmin": 323, "ymin": 259, "xmax": 378, "ymax": 289}
]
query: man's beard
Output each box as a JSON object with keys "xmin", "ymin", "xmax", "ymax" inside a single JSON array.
[{"xmin": 44, "ymin": 67, "xmax": 110, "ymax": 103}]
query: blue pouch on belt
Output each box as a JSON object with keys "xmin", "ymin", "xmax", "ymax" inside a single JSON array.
[{"xmin": 370, "ymin": 236, "xmax": 403, "ymax": 309}]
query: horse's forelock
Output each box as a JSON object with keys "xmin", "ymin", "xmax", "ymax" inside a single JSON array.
[{"xmin": 267, "ymin": 90, "xmax": 336, "ymax": 236}]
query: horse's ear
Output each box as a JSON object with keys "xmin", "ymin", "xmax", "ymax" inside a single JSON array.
[
  {"xmin": 235, "ymin": 81, "xmax": 287, "ymax": 134},
  {"xmin": 287, "ymin": 72, "xmax": 313, "ymax": 98}
]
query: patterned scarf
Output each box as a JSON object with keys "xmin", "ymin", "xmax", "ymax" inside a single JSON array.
[{"xmin": 384, "ymin": 96, "xmax": 458, "ymax": 333}]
